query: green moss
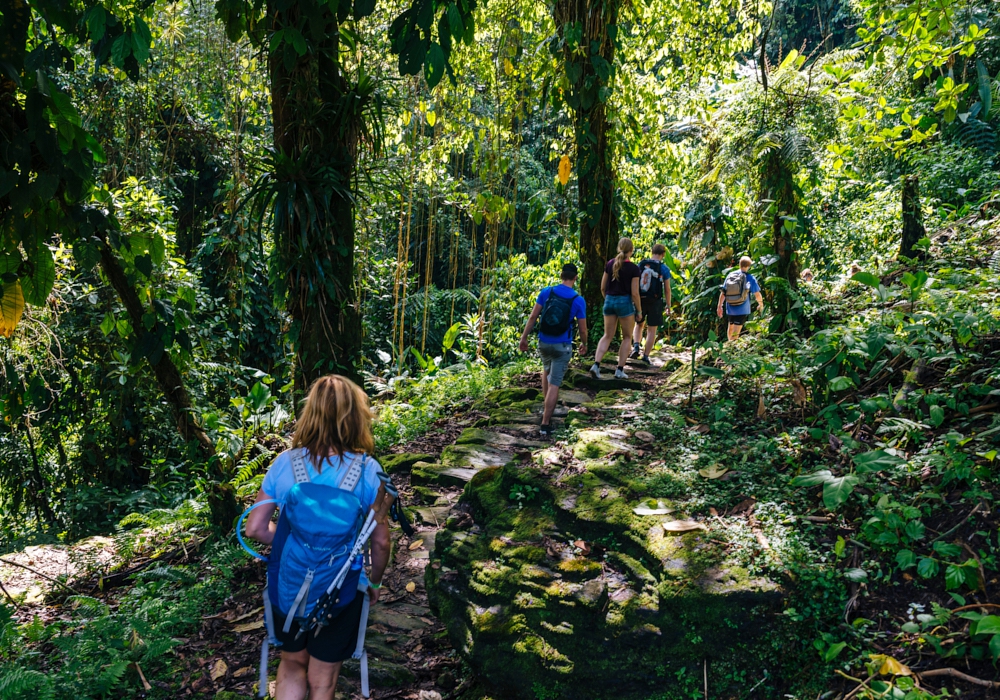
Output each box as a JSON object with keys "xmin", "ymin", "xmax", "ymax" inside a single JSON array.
[
  {"xmin": 378, "ymin": 452, "xmax": 434, "ymax": 474},
  {"xmin": 482, "ymin": 387, "xmax": 540, "ymax": 407}
]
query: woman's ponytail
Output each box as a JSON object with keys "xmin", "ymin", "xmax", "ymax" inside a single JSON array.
[{"xmin": 612, "ymin": 237, "xmax": 634, "ymax": 280}]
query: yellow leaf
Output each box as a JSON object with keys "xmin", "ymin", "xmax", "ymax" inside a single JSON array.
[
  {"xmin": 698, "ymin": 464, "xmax": 728, "ymax": 480},
  {"xmin": 0, "ymin": 282, "xmax": 24, "ymax": 338},
  {"xmin": 876, "ymin": 655, "xmax": 911, "ymax": 676},
  {"xmin": 210, "ymin": 659, "xmax": 228, "ymax": 681},
  {"xmin": 232, "ymin": 619, "xmax": 264, "ymax": 633},
  {"xmin": 403, "ymin": 111, "xmax": 411, "ymax": 126},
  {"xmin": 558, "ymin": 155, "xmax": 571, "ymax": 186},
  {"xmin": 426, "ymin": 111, "xmax": 436, "ymax": 127},
  {"xmin": 408, "ymin": 539, "xmax": 424, "ymax": 550},
  {"xmin": 406, "ymin": 581, "xmax": 416, "ymax": 593},
  {"xmin": 504, "ymin": 58, "xmax": 514, "ymax": 75}
]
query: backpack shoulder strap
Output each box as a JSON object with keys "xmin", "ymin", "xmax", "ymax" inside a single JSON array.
[
  {"xmin": 338, "ymin": 453, "xmax": 366, "ymax": 492},
  {"xmin": 291, "ymin": 448, "xmax": 311, "ymax": 484}
]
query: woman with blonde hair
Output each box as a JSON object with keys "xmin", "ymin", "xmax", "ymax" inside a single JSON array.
[
  {"xmin": 589, "ymin": 237, "xmax": 643, "ymax": 379},
  {"xmin": 246, "ymin": 375, "xmax": 391, "ymax": 700}
]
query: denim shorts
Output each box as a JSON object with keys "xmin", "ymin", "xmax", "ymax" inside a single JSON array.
[
  {"xmin": 538, "ymin": 341, "xmax": 572, "ymax": 387},
  {"xmin": 603, "ymin": 295, "xmax": 635, "ymax": 318}
]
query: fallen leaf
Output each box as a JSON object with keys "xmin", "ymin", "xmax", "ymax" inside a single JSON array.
[
  {"xmin": 408, "ymin": 539, "xmax": 425, "ymax": 551},
  {"xmin": 709, "ymin": 507, "xmax": 719, "ymax": 517},
  {"xmin": 233, "ymin": 667, "xmax": 254, "ymax": 678},
  {"xmin": 573, "ymin": 540, "xmax": 592, "ymax": 555},
  {"xmin": 698, "ymin": 464, "xmax": 729, "ymax": 479},
  {"xmin": 692, "ymin": 424, "xmax": 710, "ymax": 434},
  {"xmin": 791, "ymin": 379, "xmax": 808, "ymax": 407},
  {"xmin": 756, "ymin": 395, "xmax": 766, "ymax": 418},
  {"xmin": 633, "ymin": 499, "xmax": 673, "ymax": 516},
  {"xmin": 828, "ymin": 434, "xmax": 843, "ymax": 452},
  {"xmin": 874, "ymin": 655, "xmax": 912, "ymax": 676},
  {"xmin": 210, "ymin": 659, "xmax": 228, "ymax": 681},
  {"xmin": 417, "ymin": 689, "xmax": 441, "ymax": 700},
  {"xmin": 233, "ymin": 619, "xmax": 264, "ymax": 633},
  {"xmin": 231, "ymin": 606, "xmax": 263, "ymax": 623},
  {"xmin": 730, "ymin": 498, "xmax": 756, "ymax": 515},
  {"xmin": 634, "ymin": 430, "xmax": 655, "ymax": 443},
  {"xmin": 663, "ymin": 520, "xmax": 707, "ymax": 533},
  {"xmin": 405, "ymin": 582, "xmax": 416, "ymax": 593}
]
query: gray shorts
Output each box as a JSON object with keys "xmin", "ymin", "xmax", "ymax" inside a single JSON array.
[{"xmin": 538, "ymin": 341, "xmax": 572, "ymax": 387}]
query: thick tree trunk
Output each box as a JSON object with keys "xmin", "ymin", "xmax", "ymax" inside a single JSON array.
[
  {"xmin": 268, "ymin": 3, "xmax": 363, "ymax": 400},
  {"xmin": 900, "ymin": 175, "xmax": 926, "ymax": 260},
  {"xmin": 97, "ymin": 235, "xmax": 238, "ymax": 532},
  {"xmin": 554, "ymin": 0, "xmax": 620, "ymax": 321}
]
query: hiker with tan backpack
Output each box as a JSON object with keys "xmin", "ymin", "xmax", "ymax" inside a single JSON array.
[{"xmin": 716, "ymin": 256, "xmax": 763, "ymax": 341}]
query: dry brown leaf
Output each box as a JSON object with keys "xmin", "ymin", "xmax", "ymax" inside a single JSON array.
[
  {"xmin": 408, "ymin": 539, "xmax": 425, "ymax": 551},
  {"xmin": 210, "ymin": 659, "xmax": 228, "ymax": 681},
  {"xmin": 233, "ymin": 619, "xmax": 264, "ymax": 633},
  {"xmin": 698, "ymin": 464, "xmax": 728, "ymax": 480},
  {"xmin": 663, "ymin": 520, "xmax": 707, "ymax": 533},
  {"xmin": 233, "ymin": 667, "xmax": 254, "ymax": 678},
  {"xmin": 573, "ymin": 540, "xmax": 592, "ymax": 555},
  {"xmin": 692, "ymin": 424, "xmax": 710, "ymax": 434},
  {"xmin": 791, "ymin": 379, "xmax": 808, "ymax": 407},
  {"xmin": 230, "ymin": 606, "xmax": 263, "ymax": 623},
  {"xmin": 634, "ymin": 430, "xmax": 655, "ymax": 443},
  {"xmin": 405, "ymin": 581, "xmax": 416, "ymax": 593},
  {"xmin": 756, "ymin": 395, "xmax": 766, "ymax": 418}
]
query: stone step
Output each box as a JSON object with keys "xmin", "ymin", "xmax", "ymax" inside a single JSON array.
[
  {"xmin": 411, "ymin": 504, "xmax": 452, "ymax": 528},
  {"xmin": 412, "ymin": 463, "xmax": 480, "ymax": 488},
  {"xmin": 379, "ymin": 452, "xmax": 434, "ymax": 474},
  {"xmin": 456, "ymin": 427, "xmax": 546, "ymax": 450},
  {"xmin": 563, "ymin": 368, "xmax": 643, "ymax": 391}
]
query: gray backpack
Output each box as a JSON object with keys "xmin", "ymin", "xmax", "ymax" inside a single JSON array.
[{"xmin": 723, "ymin": 270, "xmax": 749, "ymax": 306}]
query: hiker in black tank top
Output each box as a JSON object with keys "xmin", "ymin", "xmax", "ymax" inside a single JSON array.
[{"xmin": 589, "ymin": 237, "xmax": 644, "ymax": 381}]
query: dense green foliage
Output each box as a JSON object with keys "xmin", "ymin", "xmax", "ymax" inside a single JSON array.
[{"xmin": 3, "ymin": 0, "xmax": 1000, "ymax": 696}]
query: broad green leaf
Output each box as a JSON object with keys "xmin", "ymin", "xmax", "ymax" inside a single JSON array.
[
  {"xmin": 933, "ymin": 541, "xmax": 961, "ymax": 558},
  {"xmin": 844, "ymin": 567, "xmax": 868, "ymax": 582},
  {"xmin": 895, "ymin": 549, "xmax": 916, "ymax": 570},
  {"xmin": 929, "ymin": 405, "xmax": 945, "ymax": 427},
  {"xmin": 696, "ymin": 366, "xmax": 724, "ymax": 378},
  {"xmin": 990, "ymin": 633, "xmax": 1000, "ymax": 663},
  {"xmin": 100, "ymin": 312, "xmax": 116, "ymax": 337},
  {"xmin": 852, "ymin": 450, "xmax": 905, "ymax": 473},
  {"xmin": 828, "ymin": 375, "xmax": 855, "ymax": 392},
  {"xmin": 823, "ymin": 475, "xmax": 859, "ymax": 510},
  {"xmin": 976, "ymin": 615, "xmax": 1000, "ymax": 635},
  {"xmin": 851, "ymin": 271, "xmax": 880, "ymax": 288},
  {"xmin": 424, "ymin": 42, "xmax": 445, "ymax": 88},
  {"xmin": 917, "ymin": 557, "xmax": 939, "ymax": 579},
  {"xmin": 354, "ymin": 0, "xmax": 376, "ymax": 19},
  {"xmin": 903, "ymin": 520, "xmax": 925, "ymax": 541},
  {"xmin": 20, "ymin": 243, "xmax": 55, "ymax": 306},
  {"xmin": 442, "ymin": 322, "xmax": 462, "ymax": 351},
  {"xmin": 823, "ymin": 641, "xmax": 847, "ymax": 661},
  {"xmin": 791, "ymin": 469, "xmax": 834, "ymax": 487},
  {"xmin": 834, "ymin": 536, "xmax": 846, "ymax": 558},
  {"xmin": 944, "ymin": 564, "xmax": 965, "ymax": 590}
]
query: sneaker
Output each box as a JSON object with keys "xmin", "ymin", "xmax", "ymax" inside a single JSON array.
[
  {"xmin": 589, "ymin": 363, "xmax": 602, "ymax": 379},
  {"xmin": 640, "ymin": 355, "xmax": 651, "ymax": 365},
  {"xmin": 628, "ymin": 343, "xmax": 641, "ymax": 360},
  {"xmin": 539, "ymin": 424, "xmax": 554, "ymax": 437},
  {"xmin": 615, "ymin": 368, "xmax": 629, "ymax": 379}
]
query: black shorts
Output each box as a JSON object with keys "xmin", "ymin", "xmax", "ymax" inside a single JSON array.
[
  {"xmin": 273, "ymin": 591, "xmax": 364, "ymax": 663},
  {"xmin": 639, "ymin": 297, "xmax": 664, "ymax": 327},
  {"xmin": 727, "ymin": 314, "xmax": 749, "ymax": 326}
]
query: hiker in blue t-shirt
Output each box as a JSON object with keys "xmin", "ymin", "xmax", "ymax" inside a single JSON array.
[
  {"xmin": 717, "ymin": 255, "xmax": 764, "ymax": 341},
  {"xmin": 519, "ymin": 264, "xmax": 588, "ymax": 437}
]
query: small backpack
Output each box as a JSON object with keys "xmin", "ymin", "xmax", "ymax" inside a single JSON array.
[
  {"xmin": 237, "ymin": 449, "xmax": 411, "ymax": 698},
  {"xmin": 638, "ymin": 259, "xmax": 664, "ymax": 299},
  {"xmin": 537, "ymin": 287, "xmax": 578, "ymax": 337},
  {"xmin": 723, "ymin": 270, "xmax": 749, "ymax": 306}
]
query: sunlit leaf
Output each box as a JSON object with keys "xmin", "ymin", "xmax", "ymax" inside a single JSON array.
[{"xmin": 0, "ymin": 282, "xmax": 25, "ymax": 338}]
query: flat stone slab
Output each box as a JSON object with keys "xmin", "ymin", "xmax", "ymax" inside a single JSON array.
[
  {"xmin": 369, "ymin": 603, "xmax": 433, "ymax": 632},
  {"xmin": 558, "ymin": 389, "xmax": 592, "ymax": 406},
  {"xmin": 412, "ymin": 463, "xmax": 480, "ymax": 487},
  {"xmin": 441, "ymin": 443, "xmax": 517, "ymax": 469},
  {"xmin": 564, "ymin": 369, "xmax": 643, "ymax": 391},
  {"xmin": 456, "ymin": 427, "xmax": 546, "ymax": 450},
  {"xmin": 412, "ymin": 505, "xmax": 452, "ymax": 526},
  {"xmin": 379, "ymin": 452, "xmax": 434, "ymax": 474}
]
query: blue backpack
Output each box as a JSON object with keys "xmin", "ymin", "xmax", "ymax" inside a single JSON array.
[{"xmin": 238, "ymin": 449, "xmax": 384, "ymax": 697}]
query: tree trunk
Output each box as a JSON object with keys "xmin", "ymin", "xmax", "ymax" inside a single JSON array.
[
  {"xmin": 554, "ymin": 0, "xmax": 620, "ymax": 321},
  {"xmin": 268, "ymin": 2, "xmax": 363, "ymax": 400},
  {"xmin": 900, "ymin": 174, "xmax": 926, "ymax": 260},
  {"xmin": 96, "ymin": 235, "xmax": 238, "ymax": 532}
]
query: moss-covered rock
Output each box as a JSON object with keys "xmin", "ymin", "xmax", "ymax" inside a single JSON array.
[
  {"xmin": 378, "ymin": 452, "xmax": 434, "ymax": 474},
  {"xmin": 427, "ymin": 459, "xmax": 789, "ymax": 700},
  {"xmin": 482, "ymin": 387, "xmax": 541, "ymax": 407},
  {"xmin": 456, "ymin": 427, "xmax": 545, "ymax": 449}
]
